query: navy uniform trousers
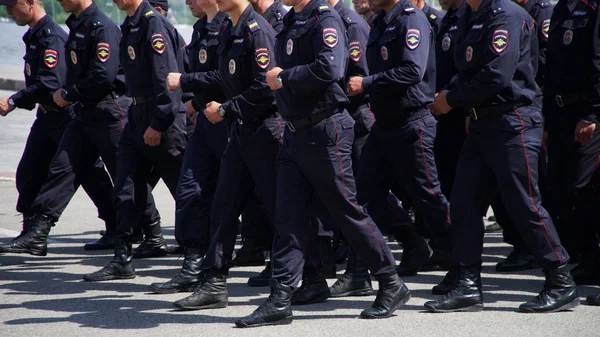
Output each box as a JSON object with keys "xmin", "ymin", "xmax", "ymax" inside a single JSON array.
[
  {"xmin": 450, "ymin": 107, "xmax": 568, "ymax": 268},
  {"xmin": 357, "ymin": 111, "xmax": 451, "ymax": 246},
  {"xmin": 174, "ymin": 113, "xmax": 228, "ymax": 252},
  {"xmin": 201, "ymin": 117, "xmax": 282, "ymax": 270},
  {"xmin": 16, "ymin": 107, "xmax": 114, "ymax": 223},
  {"xmin": 114, "ymin": 102, "xmax": 187, "ymax": 240},
  {"xmin": 272, "ymin": 111, "xmax": 396, "ymax": 288}
]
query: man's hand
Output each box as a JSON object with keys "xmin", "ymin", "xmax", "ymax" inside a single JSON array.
[
  {"xmin": 0, "ymin": 97, "xmax": 15, "ymax": 116},
  {"xmin": 428, "ymin": 90, "xmax": 452, "ymax": 116},
  {"xmin": 266, "ymin": 67, "xmax": 283, "ymax": 90},
  {"xmin": 574, "ymin": 120, "xmax": 596, "ymax": 143},
  {"xmin": 347, "ymin": 76, "xmax": 364, "ymax": 97},
  {"xmin": 185, "ymin": 100, "xmax": 196, "ymax": 119},
  {"xmin": 205, "ymin": 101, "xmax": 224, "ymax": 124},
  {"xmin": 143, "ymin": 127, "xmax": 162, "ymax": 147},
  {"xmin": 166, "ymin": 72, "xmax": 182, "ymax": 91},
  {"xmin": 53, "ymin": 89, "xmax": 71, "ymax": 108}
]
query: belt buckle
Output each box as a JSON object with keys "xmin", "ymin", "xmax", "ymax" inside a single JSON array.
[
  {"xmin": 470, "ymin": 108, "xmax": 478, "ymax": 121},
  {"xmin": 286, "ymin": 121, "xmax": 296, "ymax": 132},
  {"xmin": 237, "ymin": 118, "xmax": 244, "ymax": 125},
  {"xmin": 555, "ymin": 95, "xmax": 564, "ymax": 108}
]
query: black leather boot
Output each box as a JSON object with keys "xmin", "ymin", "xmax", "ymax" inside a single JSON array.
[
  {"xmin": 0, "ymin": 214, "xmax": 55, "ymax": 256},
  {"xmin": 150, "ymin": 248, "xmax": 204, "ymax": 294},
  {"xmin": 587, "ymin": 293, "xmax": 600, "ymax": 306},
  {"xmin": 291, "ymin": 268, "xmax": 330, "ymax": 305},
  {"xmin": 83, "ymin": 231, "xmax": 116, "ymax": 251},
  {"xmin": 232, "ymin": 237, "xmax": 265, "ymax": 266},
  {"xmin": 83, "ymin": 240, "xmax": 136, "ymax": 281},
  {"xmin": 496, "ymin": 249, "xmax": 538, "ymax": 272},
  {"xmin": 432, "ymin": 266, "xmax": 459, "ymax": 295},
  {"xmin": 424, "ymin": 267, "xmax": 483, "ymax": 312},
  {"xmin": 132, "ymin": 220, "xmax": 168, "ymax": 259},
  {"xmin": 394, "ymin": 227, "xmax": 432, "ymax": 277},
  {"xmin": 173, "ymin": 270, "xmax": 228, "ymax": 310},
  {"xmin": 235, "ymin": 279, "xmax": 293, "ymax": 328},
  {"xmin": 248, "ymin": 261, "xmax": 272, "ymax": 287},
  {"xmin": 519, "ymin": 264, "xmax": 579, "ymax": 313},
  {"xmin": 360, "ymin": 270, "xmax": 411, "ymax": 319},
  {"xmin": 330, "ymin": 250, "xmax": 374, "ymax": 297}
]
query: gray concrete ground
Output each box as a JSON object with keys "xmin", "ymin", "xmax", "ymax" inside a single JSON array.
[{"xmin": 0, "ymin": 90, "xmax": 599, "ymax": 337}]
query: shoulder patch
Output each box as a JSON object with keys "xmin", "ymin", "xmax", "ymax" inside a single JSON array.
[
  {"xmin": 151, "ymin": 33, "xmax": 166, "ymax": 54},
  {"xmin": 349, "ymin": 41, "xmax": 362, "ymax": 62},
  {"xmin": 255, "ymin": 48, "xmax": 270, "ymax": 69},
  {"xmin": 542, "ymin": 19, "xmax": 550, "ymax": 39},
  {"xmin": 97, "ymin": 42, "xmax": 110, "ymax": 63},
  {"xmin": 322, "ymin": 28, "xmax": 338, "ymax": 48},
  {"xmin": 492, "ymin": 29, "xmax": 508, "ymax": 53},
  {"xmin": 44, "ymin": 49, "xmax": 58, "ymax": 68},
  {"xmin": 248, "ymin": 19, "xmax": 261, "ymax": 33},
  {"xmin": 406, "ymin": 29, "xmax": 420, "ymax": 50},
  {"xmin": 491, "ymin": 0, "xmax": 504, "ymax": 15}
]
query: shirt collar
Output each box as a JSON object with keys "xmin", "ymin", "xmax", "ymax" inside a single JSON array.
[
  {"xmin": 334, "ymin": 0, "xmax": 345, "ymax": 12},
  {"xmin": 126, "ymin": 0, "xmax": 154, "ymax": 27},
  {"xmin": 383, "ymin": 0, "xmax": 409, "ymax": 25},
  {"xmin": 206, "ymin": 11, "xmax": 228, "ymax": 32},
  {"xmin": 66, "ymin": 2, "xmax": 98, "ymax": 30},
  {"xmin": 24, "ymin": 14, "xmax": 52, "ymax": 43},
  {"xmin": 289, "ymin": 0, "xmax": 323, "ymax": 21},
  {"xmin": 468, "ymin": 0, "xmax": 493, "ymax": 23},
  {"xmin": 231, "ymin": 4, "xmax": 254, "ymax": 37},
  {"xmin": 264, "ymin": 1, "xmax": 282, "ymax": 21}
]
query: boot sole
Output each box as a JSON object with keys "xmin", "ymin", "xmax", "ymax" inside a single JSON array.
[
  {"xmin": 519, "ymin": 298, "xmax": 580, "ymax": 313},
  {"xmin": 149, "ymin": 284, "xmax": 197, "ymax": 294},
  {"xmin": 235, "ymin": 316, "xmax": 293, "ymax": 328},
  {"xmin": 360, "ymin": 292, "xmax": 411, "ymax": 319},
  {"xmin": 82, "ymin": 273, "xmax": 136, "ymax": 282},
  {"xmin": 173, "ymin": 300, "xmax": 228, "ymax": 310},
  {"xmin": 0, "ymin": 249, "xmax": 47, "ymax": 256},
  {"xmin": 330, "ymin": 288, "xmax": 375, "ymax": 297},
  {"xmin": 424, "ymin": 303, "xmax": 484, "ymax": 313}
]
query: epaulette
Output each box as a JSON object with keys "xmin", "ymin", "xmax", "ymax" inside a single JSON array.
[
  {"xmin": 539, "ymin": 1, "xmax": 551, "ymax": 8},
  {"xmin": 491, "ymin": 0, "xmax": 505, "ymax": 15},
  {"xmin": 145, "ymin": 10, "xmax": 154, "ymax": 17},
  {"xmin": 317, "ymin": 3, "xmax": 331, "ymax": 13},
  {"xmin": 403, "ymin": 6, "xmax": 416, "ymax": 14},
  {"xmin": 342, "ymin": 15, "xmax": 356, "ymax": 25},
  {"xmin": 248, "ymin": 19, "xmax": 261, "ymax": 33},
  {"xmin": 429, "ymin": 13, "xmax": 437, "ymax": 20}
]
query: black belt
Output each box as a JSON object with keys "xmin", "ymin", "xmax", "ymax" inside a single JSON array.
[
  {"xmin": 39, "ymin": 104, "xmax": 59, "ymax": 114},
  {"xmin": 80, "ymin": 92, "xmax": 118, "ymax": 107},
  {"xmin": 132, "ymin": 96, "xmax": 155, "ymax": 105},
  {"xmin": 469, "ymin": 102, "xmax": 527, "ymax": 120},
  {"xmin": 286, "ymin": 109, "xmax": 339, "ymax": 132},
  {"xmin": 554, "ymin": 92, "xmax": 587, "ymax": 107}
]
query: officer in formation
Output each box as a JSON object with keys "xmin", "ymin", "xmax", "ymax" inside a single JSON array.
[
  {"xmin": 2, "ymin": 0, "xmax": 599, "ymax": 327},
  {"xmin": 0, "ymin": 0, "xmax": 117, "ymax": 256}
]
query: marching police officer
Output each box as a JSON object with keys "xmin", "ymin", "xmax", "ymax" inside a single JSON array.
[
  {"xmin": 0, "ymin": 0, "xmax": 116, "ymax": 256},
  {"xmin": 543, "ymin": 0, "xmax": 600, "ymax": 304},
  {"xmin": 410, "ymin": 0, "xmax": 443, "ymax": 35},
  {"xmin": 235, "ymin": 0, "xmax": 411, "ymax": 327},
  {"xmin": 149, "ymin": 0, "xmax": 230, "ymax": 294},
  {"xmin": 82, "ymin": 0, "xmax": 188, "ymax": 281},
  {"xmin": 426, "ymin": 0, "xmax": 578, "ymax": 313},
  {"xmin": 169, "ymin": 0, "xmax": 282, "ymax": 311}
]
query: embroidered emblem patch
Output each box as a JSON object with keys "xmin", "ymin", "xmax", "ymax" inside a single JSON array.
[
  {"xmin": 322, "ymin": 28, "xmax": 338, "ymax": 48},
  {"xmin": 128, "ymin": 46, "xmax": 136, "ymax": 60},
  {"xmin": 70, "ymin": 50, "xmax": 78, "ymax": 65},
  {"xmin": 381, "ymin": 46, "xmax": 388, "ymax": 61},
  {"xmin": 406, "ymin": 29, "xmax": 420, "ymax": 50},
  {"xmin": 542, "ymin": 19, "xmax": 550, "ymax": 39},
  {"xmin": 151, "ymin": 33, "xmax": 166, "ymax": 54},
  {"xmin": 97, "ymin": 43, "xmax": 110, "ymax": 63},
  {"xmin": 286, "ymin": 39, "xmax": 293, "ymax": 55},
  {"xmin": 229, "ymin": 59, "xmax": 236, "ymax": 74},
  {"xmin": 44, "ymin": 49, "xmax": 58, "ymax": 68},
  {"xmin": 349, "ymin": 41, "xmax": 362, "ymax": 62},
  {"xmin": 492, "ymin": 29, "xmax": 508, "ymax": 53},
  {"xmin": 199, "ymin": 48, "xmax": 207, "ymax": 64},
  {"xmin": 255, "ymin": 48, "xmax": 270, "ymax": 69},
  {"xmin": 442, "ymin": 35, "xmax": 451, "ymax": 52},
  {"xmin": 563, "ymin": 29, "xmax": 573, "ymax": 45},
  {"xmin": 466, "ymin": 46, "xmax": 473, "ymax": 62}
]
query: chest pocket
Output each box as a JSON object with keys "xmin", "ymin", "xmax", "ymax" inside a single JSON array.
[
  {"xmin": 281, "ymin": 23, "xmax": 314, "ymax": 66},
  {"xmin": 559, "ymin": 16, "xmax": 590, "ymax": 46},
  {"xmin": 222, "ymin": 39, "xmax": 250, "ymax": 80},
  {"xmin": 200, "ymin": 38, "xmax": 220, "ymax": 70},
  {"xmin": 456, "ymin": 28, "xmax": 485, "ymax": 68},
  {"xmin": 23, "ymin": 48, "xmax": 39, "ymax": 80},
  {"xmin": 377, "ymin": 31, "xmax": 399, "ymax": 66},
  {"xmin": 67, "ymin": 39, "xmax": 89, "ymax": 71},
  {"xmin": 123, "ymin": 32, "xmax": 144, "ymax": 69}
]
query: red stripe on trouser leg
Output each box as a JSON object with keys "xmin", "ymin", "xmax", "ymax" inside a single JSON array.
[
  {"xmin": 330, "ymin": 117, "xmax": 393, "ymax": 268},
  {"xmin": 513, "ymin": 109, "xmax": 563, "ymax": 264},
  {"xmin": 417, "ymin": 120, "xmax": 451, "ymax": 223}
]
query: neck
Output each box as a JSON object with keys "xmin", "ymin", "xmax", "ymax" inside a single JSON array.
[
  {"xmin": 382, "ymin": 0, "xmax": 400, "ymax": 14},
  {"xmin": 451, "ymin": 0, "xmax": 462, "ymax": 9},
  {"xmin": 75, "ymin": 0, "xmax": 93, "ymax": 17},
  {"xmin": 204, "ymin": 5, "xmax": 219, "ymax": 21},
  {"xmin": 229, "ymin": 2, "xmax": 249, "ymax": 26},
  {"xmin": 418, "ymin": 1, "xmax": 424, "ymax": 9},
  {"xmin": 255, "ymin": 0, "xmax": 274, "ymax": 15},
  {"xmin": 28, "ymin": 7, "xmax": 46, "ymax": 29},
  {"xmin": 293, "ymin": 0, "xmax": 311, "ymax": 13},
  {"xmin": 468, "ymin": 0, "xmax": 483, "ymax": 11},
  {"xmin": 127, "ymin": 0, "xmax": 144, "ymax": 17},
  {"xmin": 327, "ymin": 0, "xmax": 339, "ymax": 8}
]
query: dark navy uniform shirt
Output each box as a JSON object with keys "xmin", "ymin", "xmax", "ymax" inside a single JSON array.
[
  {"xmin": 363, "ymin": 0, "xmax": 435, "ymax": 122},
  {"xmin": 422, "ymin": 2, "xmax": 443, "ymax": 36},
  {"xmin": 544, "ymin": 0, "xmax": 600, "ymax": 123},
  {"xmin": 180, "ymin": 5, "xmax": 277, "ymax": 123},
  {"xmin": 436, "ymin": 1, "xmax": 466, "ymax": 91},
  {"xmin": 180, "ymin": 11, "xmax": 229, "ymax": 111},
  {"xmin": 522, "ymin": 0, "xmax": 553, "ymax": 87},
  {"xmin": 263, "ymin": 1, "xmax": 287, "ymax": 34},
  {"xmin": 334, "ymin": 0, "xmax": 370, "ymax": 117},
  {"xmin": 446, "ymin": 0, "xmax": 539, "ymax": 111},
  {"xmin": 63, "ymin": 2, "xmax": 121, "ymax": 104},
  {"xmin": 10, "ymin": 15, "xmax": 67, "ymax": 112},
  {"xmin": 120, "ymin": 0, "xmax": 186, "ymax": 132},
  {"xmin": 275, "ymin": 0, "xmax": 349, "ymax": 121}
]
